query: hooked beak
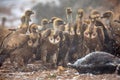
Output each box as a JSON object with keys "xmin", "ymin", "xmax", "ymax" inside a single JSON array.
[
  {"xmin": 101, "ymin": 16, "xmax": 104, "ymax": 19},
  {"xmin": 63, "ymin": 21, "xmax": 66, "ymax": 25},
  {"xmin": 48, "ymin": 20, "xmax": 52, "ymax": 24},
  {"xmin": 31, "ymin": 11, "xmax": 34, "ymax": 14}
]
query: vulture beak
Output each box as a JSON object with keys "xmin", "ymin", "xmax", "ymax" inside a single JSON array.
[
  {"xmin": 63, "ymin": 21, "xmax": 66, "ymax": 25},
  {"xmin": 31, "ymin": 11, "xmax": 34, "ymax": 14},
  {"xmin": 101, "ymin": 16, "xmax": 104, "ymax": 19},
  {"xmin": 48, "ymin": 20, "xmax": 52, "ymax": 24}
]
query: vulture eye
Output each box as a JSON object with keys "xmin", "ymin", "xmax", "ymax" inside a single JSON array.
[
  {"xmin": 92, "ymin": 33, "xmax": 96, "ymax": 36},
  {"xmin": 85, "ymin": 32, "xmax": 88, "ymax": 35},
  {"xmin": 84, "ymin": 32, "xmax": 90, "ymax": 38},
  {"xmin": 53, "ymin": 36, "xmax": 60, "ymax": 44},
  {"xmin": 91, "ymin": 33, "xmax": 97, "ymax": 38},
  {"xmin": 28, "ymin": 40, "xmax": 33, "ymax": 46},
  {"xmin": 51, "ymin": 37, "xmax": 53, "ymax": 40},
  {"xmin": 56, "ymin": 36, "xmax": 60, "ymax": 41},
  {"xmin": 49, "ymin": 36, "xmax": 54, "ymax": 43},
  {"xmin": 57, "ymin": 37, "xmax": 60, "ymax": 41}
]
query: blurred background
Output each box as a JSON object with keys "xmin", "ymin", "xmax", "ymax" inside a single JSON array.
[{"xmin": 0, "ymin": 0, "xmax": 120, "ymax": 28}]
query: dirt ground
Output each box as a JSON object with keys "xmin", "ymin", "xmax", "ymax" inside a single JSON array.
[{"xmin": 0, "ymin": 59, "xmax": 120, "ymax": 80}]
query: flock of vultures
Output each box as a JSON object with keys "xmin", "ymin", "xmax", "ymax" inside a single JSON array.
[{"xmin": 0, "ymin": 7, "xmax": 120, "ymax": 75}]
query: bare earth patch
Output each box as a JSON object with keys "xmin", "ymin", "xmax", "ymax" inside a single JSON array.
[{"xmin": 0, "ymin": 60, "xmax": 120, "ymax": 80}]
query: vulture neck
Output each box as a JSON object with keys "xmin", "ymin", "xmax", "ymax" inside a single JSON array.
[
  {"xmin": 17, "ymin": 15, "xmax": 30, "ymax": 34},
  {"xmin": 76, "ymin": 15, "xmax": 83, "ymax": 32},
  {"xmin": 1, "ymin": 20, "xmax": 5, "ymax": 27},
  {"xmin": 41, "ymin": 24, "xmax": 47, "ymax": 29},
  {"xmin": 89, "ymin": 21, "xmax": 95, "ymax": 33},
  {"xmin": 108, "ymin": 13, "xmax": 114, "ymax": 26},
  {"xmin": 66, "ymin": 13, "xmax": 73, "ymax": 23},
  {"xmin": 77, "ymin": 15, "xmax": 83, "ymax": 22},
  {"xmin": 76, "ymin": 15, "xmax": 83, "ymax": 25}
]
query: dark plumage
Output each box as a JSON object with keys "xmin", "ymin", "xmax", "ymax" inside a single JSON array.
[
  {"xmin": 0, "ymin": 10, "xmax": 34, "ymax": 67},
  {"xmin": 101, "ymin": 11, "xmax": 120, "ymax": 57},
  {"xmin": 95, "ymin": 20, "xmax": 116, "ymax": 54}
]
